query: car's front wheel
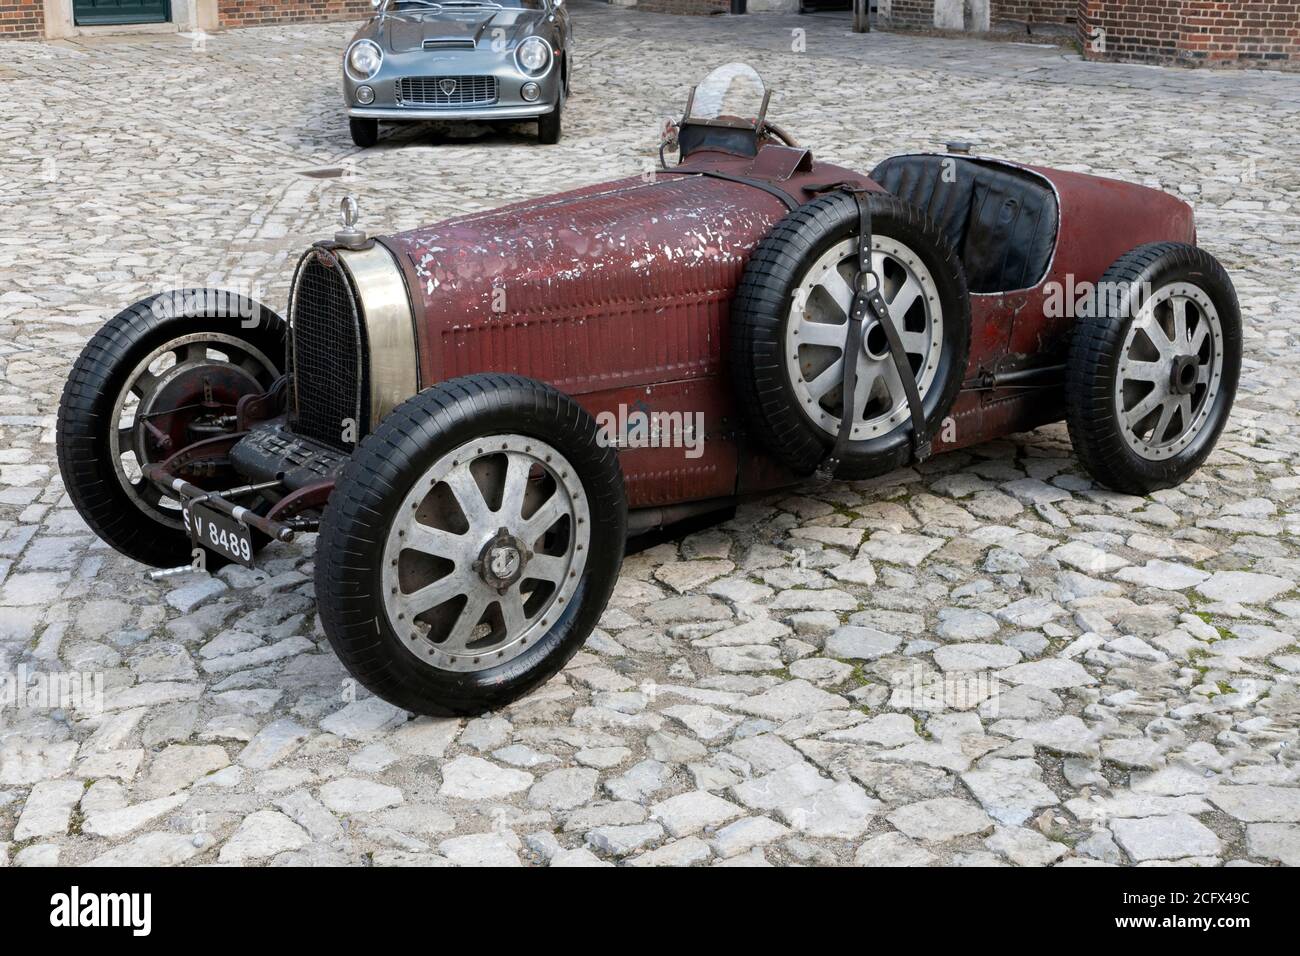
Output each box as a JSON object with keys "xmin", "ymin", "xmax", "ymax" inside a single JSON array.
[
  {"xmin": 315, "ymin": 373, "xmax": 627, "ymax": 716},
  {"xmin": 56, "ymin": 291, "xmax": 285, "ymax": 568},
  {"xmin": 538, "ymin": 94, "xmax": 562, "ymax": 145},
  {"xmin": 350, "ymin": 117, "xmax": 379, "ymax": 148}
]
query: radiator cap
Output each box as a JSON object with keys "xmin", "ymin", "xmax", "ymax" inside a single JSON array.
[{"xmin": 335, "ymin": 195, "xmax": 367, "ymax": 248}]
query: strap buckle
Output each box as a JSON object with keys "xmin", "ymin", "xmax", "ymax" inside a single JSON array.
[
  {"xmin": 816, "ymin": 186, "xmax": 932, "ymax": 479},
  {"xmin": 814, "ymin": 457, "xmax": 840, "ymax": 483}
]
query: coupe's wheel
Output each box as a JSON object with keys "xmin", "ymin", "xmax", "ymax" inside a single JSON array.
[
  {"xmin": 56, "ymin": 290, "xmax": 285, "ymax": 567},
  {"xmin": 316, "ymin": 373, "xmax": 626, "ymax": 716},
  {"xmin": 538, "ymin": 94, "xmax": 562, "ymax": 145},
  {"xmin": 732, "ymin": 192, "xmax": 970, "ymax": 480},
  {"xmin": 350, "ymin": 117, "xmax": 379, "ymax": 148},
  {"xmin": 1066, "ymin": 242, "xmax": 1241, "ymax": 494}
]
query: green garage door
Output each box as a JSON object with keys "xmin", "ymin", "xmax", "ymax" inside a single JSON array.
[{"xmin": 73, "ymin": 0, "xmax": 170, "ymax": 25}]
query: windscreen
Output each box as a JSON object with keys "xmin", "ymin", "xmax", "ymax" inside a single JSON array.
[{"xmin": 685, "ymin": 63, "xmax": 768, "ymax": 130}]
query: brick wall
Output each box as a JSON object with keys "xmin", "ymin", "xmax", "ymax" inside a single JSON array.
[
  {"xmin": 218, "ymin": 0, "xmax": 372, "ymax": 30},
  {"xmin": 0, "ymin": 0, "xmax": 44, "ymax": 38},
  {"xmin": 879, "ymin": 0, "xmax": 935, "ymax": 29},
  {"xmin": 1077, "ymin": 0, "xmax": 1181, "ymax": 61},
  {"xmin": 1079, "ymin": 0, "xmax": 1300, "ymax": 68},
  {"xmin": 883, "ymin": 0, "xmax": 1066, "ymax": 29},
  {"xmin": 992, "ymin": 0, "xmax": 1074, "ymax": 25},
  {"xmin": 1179, "ymin": 0, "xmax": 1300, "ymax": 65}
]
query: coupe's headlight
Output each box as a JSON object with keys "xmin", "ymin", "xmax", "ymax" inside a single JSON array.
[
  {"xmin": 347, "ymin": 40, "xmax": 383, "ymax": 81},
  {"xmin": 515, "ymin": 36, "xmax": 552, "ymax": 76}
]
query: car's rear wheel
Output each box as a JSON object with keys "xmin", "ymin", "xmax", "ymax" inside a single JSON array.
[
  {"xmin": 1066, "ymin": 242, "xmax": 1241, "ymax": 494},
  {"xmin": 538, "ymin": 93, "xmax": 562, "ymax": 145},
  {"xmin": 315, "ymin": 373, "xmax": 626, "ymax": 716},
  {"xmin": 732, "ymin": 192, "xmax": 970, "ymax": 480},
  {"xmin": 350, "ymin": 117, "xmax": 379, "ymax": 148},
  {"xmin": 56, "ymin": 291, "xmax": 285, "ymax": 568}
]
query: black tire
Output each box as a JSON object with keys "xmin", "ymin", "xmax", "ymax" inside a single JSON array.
[
  {"xmin": 538, "ymin": 95, "xmax": 562, "ymax": 145},
  {"xmin": 57, "ymin": 290, "xmax": 286, "ymax": 568},
  {"xmin": 350, "ymin": 117, "xmax": 379, "ymax": 148},
  {"xmin": 1066, "ymin": 242, "xmax": 1241, "ymax": 495},
  {"xmin": 315, "ymin": 373, "xmax": 627, "ymax": 717},
  {"xmin": 732, "ymin": 192, "xmax": 970, "ymax": 480}
]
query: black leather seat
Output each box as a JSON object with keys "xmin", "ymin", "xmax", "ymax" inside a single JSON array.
[{"xmin": 870, "ymin": 155, "xmax": 1058, "ymax": 294}]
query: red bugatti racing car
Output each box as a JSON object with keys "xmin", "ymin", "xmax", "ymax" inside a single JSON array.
[{"xmin": 57, "ymin": 65, "xmax": 1241, "ymax": 715}]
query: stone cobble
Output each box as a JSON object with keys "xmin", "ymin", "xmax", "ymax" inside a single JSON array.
[{"xmin": 0, "ymin": 4, "xmax": 1297, "ymax": 867}]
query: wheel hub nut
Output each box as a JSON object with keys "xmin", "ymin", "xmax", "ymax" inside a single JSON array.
[
  {"xmin": 475, "ymin": 528, "xmax": 528, "ymax": 591},
  {"xmin": 490, "ymin": 546, "xmax": 520, "ymax": 579},
  {"xmin": 1170, "ymin": 354, "xmax": 1199, "ymax": 395}
]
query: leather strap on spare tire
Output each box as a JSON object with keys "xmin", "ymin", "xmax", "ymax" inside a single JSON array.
[{"xmin": 813, "ymin": 184, "xmax": 932, "ymax": 480}]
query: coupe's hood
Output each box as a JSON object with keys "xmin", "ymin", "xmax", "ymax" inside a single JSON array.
[{"xmin": 379, "ymin": 10, "xmax": 544, "ymax": 54}]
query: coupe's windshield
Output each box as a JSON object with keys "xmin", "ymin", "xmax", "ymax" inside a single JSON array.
[{"xmin": 385, "ymin": 0, "xmax": 545, "ymax": 10}]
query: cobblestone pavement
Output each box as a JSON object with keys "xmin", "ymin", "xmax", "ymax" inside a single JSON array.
[{"xmin": 2, "ymin": 4, "xmax": 1299, "ymax": 867}]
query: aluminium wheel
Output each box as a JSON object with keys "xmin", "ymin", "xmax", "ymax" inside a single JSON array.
[
  {"xmin": 1066, "ymin": 242, "xmax": 1241, "ymax": 494},
  {"xmin": 56, "ymin": 290, "xmax": 285, "ymax": 568},
  {"xmin": 315, "ymin": 373, "xmax": 626, "ymax": 716},
  {"xmin": 732, "ymin": 192, "xmax": 970, "ymax": 480},
  {"xmin": 350, "ymin": 117, "xmax": 379, "ymax": 148}
]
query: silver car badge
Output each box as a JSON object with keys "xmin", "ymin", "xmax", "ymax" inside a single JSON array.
[
  {"xmin": 489, "ymin": 545, "xmax": 520, "ymax": 579},
  {"xmin": 439, "ymin": 78, "xmax": 458, "ymax": 96}
]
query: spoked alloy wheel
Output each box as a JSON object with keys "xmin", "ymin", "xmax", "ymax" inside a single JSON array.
[
  {"xmin": 1114, "ymin": 282, "xmax": 1224, "ymax": 461},
  {"xmin": 1066, "ymin": 242, "xmax": 1241, "ymax": 494},
  {"xmin": 316, "ymin": 374, "xmax": 626, "ymax": 716},
  {"xmin": 786, "ymin": 236, "xmax": 945, "ymax": 442},
  {"xmin": 382, "ymin": 435, "xmax": 590, "ymax": 673}
]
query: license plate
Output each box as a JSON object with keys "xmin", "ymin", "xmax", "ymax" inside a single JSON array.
[{"xmin": 183, "ymin": 499, "xmax": 255, "ymax": 567}]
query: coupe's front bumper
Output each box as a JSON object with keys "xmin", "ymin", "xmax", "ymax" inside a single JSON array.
[
  {"xmin": 343, "ymin": 44, "xmax": 561, "ymax": 124},
  {"xmin": 347, "ymin": 103, "xmax": 551, "ymax": 121}
]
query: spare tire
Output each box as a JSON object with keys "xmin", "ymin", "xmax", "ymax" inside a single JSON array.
[{"xmin": 732, "ymin": 192, "xmax": 970, "ymax": 480}]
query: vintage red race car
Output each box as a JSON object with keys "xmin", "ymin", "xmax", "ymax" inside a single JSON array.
[{"xmin": 57, "ymin": 65, "xmax": 1241, "ymax": 716}]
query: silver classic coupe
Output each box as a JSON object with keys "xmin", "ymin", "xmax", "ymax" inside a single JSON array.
[{"xmin": 342, "ymin": 0, "xmax": 572, "ymax": 147}]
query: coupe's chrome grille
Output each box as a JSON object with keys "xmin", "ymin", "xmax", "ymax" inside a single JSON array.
[
  {"xmin": 396, "ymin": 75, "xmax": 498, "ymax": 108},
  {"xmin": 422, "ymin": 38, "xmax": 475, "ymax": 50},
  {"xmin": 288, "ymin": 252, "xmax": 368, "ymax": 453}
]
